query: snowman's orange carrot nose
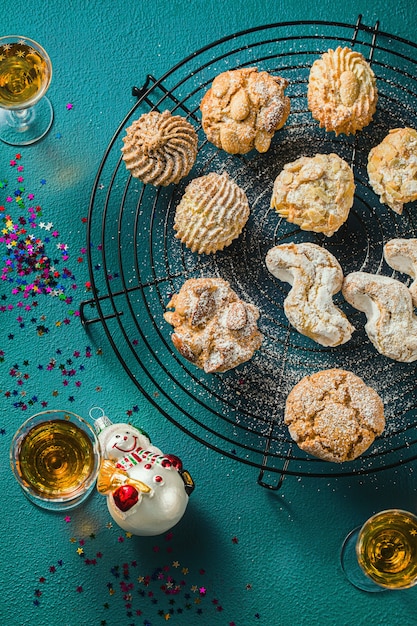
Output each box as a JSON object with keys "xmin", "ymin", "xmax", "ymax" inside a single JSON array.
[{"xmin": 97, "ymin": 459, "xmax": 152, "ymax": 495}]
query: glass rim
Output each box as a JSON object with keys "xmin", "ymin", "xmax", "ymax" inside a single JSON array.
[
  {"xmin": 0, "ymin": 35, "xmax": 50, "ymax": 55},
  {"xmin": 358, "ymin": 508, "xmax": 417, "ymax": 533}
]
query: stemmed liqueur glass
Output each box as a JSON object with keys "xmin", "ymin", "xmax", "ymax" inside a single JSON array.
[
  {"xmin": 0, "ymin": 35, "xmax": 53, "ymax": 145},
  {"xmin": 340, "ymin": 509, "xmax": 417, "ymax": 592}
]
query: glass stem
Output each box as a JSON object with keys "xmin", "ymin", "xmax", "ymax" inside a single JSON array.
[{"xmin": 7, "ymin": 107, "xmax": 35, "ymax": 130}]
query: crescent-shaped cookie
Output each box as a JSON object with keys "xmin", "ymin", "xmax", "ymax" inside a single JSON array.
[
  {"xmin": 342, "ymin": 271, "xmax": 417, "ymax": 362},
  {"xmin": 266, "ymin": 242, "xmax": 354, "ymax": 346},
  {"xmin": 384, "ymin": 238, "xmax": 417, "ymax": 306}
]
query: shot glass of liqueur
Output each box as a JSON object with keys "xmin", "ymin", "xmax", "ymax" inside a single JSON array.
[
  {"xmin": 11, "ymin": 410, "xmax": 100, "ymax": 511},
  {"xmin": 341, "ymin": 509, "xmax": 417, "ymax": 592},
  {"xmin": 0, "ymin": 36, "xmax": 53, "ymax": 145}
]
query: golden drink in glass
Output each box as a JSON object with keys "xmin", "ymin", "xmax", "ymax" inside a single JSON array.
[
  {"xmin": 0, "ymin": 36, "xmax": 53, "ymax": 145},
  {"xmin": 356, "ymin": 510, "xmax": 417, "ymax": 589},
  {"xmin": 11, "ymin": 410, "xmax": 100, "ymax": 511},
  {"xmin": 341, "ymin": 509, "xmax": 417, "ymax": 591},
  {"xmin": 0, "ymin": 42, "xmax": 50, "ymax": 107}
]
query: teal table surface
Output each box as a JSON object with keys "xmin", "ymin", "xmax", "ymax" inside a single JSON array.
[{"xmin": 2, "ymin": 1, "xmax": 417, "ymax": 625}]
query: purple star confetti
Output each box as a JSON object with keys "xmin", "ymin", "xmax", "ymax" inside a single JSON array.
[
  {"xmin": 29, "ymin": 526, "xmax": 254, "ymax": 624},
  {"xmin": 0, "ymin": 153, "xmax": 93, "ymax": 332}
]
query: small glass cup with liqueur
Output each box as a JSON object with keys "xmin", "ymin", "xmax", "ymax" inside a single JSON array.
[
  {"xmin": 10, "ymin": 410, "xmax": 101, "ymax": 511},
  {"xmin": 340, "ymin": 509, "xmax": 417, "ymax": 592}
]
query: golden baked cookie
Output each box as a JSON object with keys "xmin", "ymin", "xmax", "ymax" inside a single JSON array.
[
  {"xmin": 200, "ymin": 67, "xmax": 290, "ymax": 154},
  {"xmin": 367, "ymin": 128, "xmax": 417, "ymax": 214},
  {"xmin": 308, "ymin": 46, "xmax": 377, "ymax": 135},
  {"xmin": 163, "ymin": 277, "xmax": 263, "ymax": 373},
  {"xmin": 270, "ymin": 153, "xmax": 355, "ymax": 236},
  {"xmin": 265, "ymin": 242, "xmax": 354, "ymax": 346},
  {"xmin": 342, "ymin": 271, "xmax": 417, "ymax": 362},
  {"xmin": 284, "ymin": 369, "xmax": 385, "ymax": 463},
  {"xmin": 121, "ymin": 110, "xmax": 198, "ymax": 186},
  {"xmin": 174, "ymin": 171, "xmax": 250, "ymax": 254}
]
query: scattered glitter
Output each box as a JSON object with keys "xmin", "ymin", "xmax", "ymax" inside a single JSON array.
[{"xmin": 2, "ymin": 151, "xmax": 254, "ymax": 626}]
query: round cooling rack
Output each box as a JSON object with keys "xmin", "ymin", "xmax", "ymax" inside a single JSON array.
[{"xmin": 81, "ymin": 16, "xmax": 417, "ymax": 488}]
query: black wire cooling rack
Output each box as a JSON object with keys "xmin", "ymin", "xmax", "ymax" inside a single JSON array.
[{"xmin": 80, "ymin": 16, "xmax": 417, "ymax": 488}]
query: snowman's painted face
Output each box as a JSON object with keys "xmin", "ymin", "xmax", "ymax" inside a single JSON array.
[{"xmin": 107, "ymin": 429, "xmax": 139, "ymax": 457}]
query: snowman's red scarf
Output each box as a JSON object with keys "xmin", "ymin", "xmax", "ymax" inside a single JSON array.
[{"xmin": 115, "ymin": 447, "xmax": 174, "ymax": 472}]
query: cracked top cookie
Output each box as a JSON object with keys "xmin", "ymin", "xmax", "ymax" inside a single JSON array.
[
  {"xmin": 308, "ymin": 46, "xmax": 378, "ymax": 136},
  {"xmin": 284, "ymin": 368, "xmax": 385, "ymax": 463},
  {"xmin": 200, "ymin": 67, "xmax": 290, "ymax": 154},
  {"xmin": 270, "ymin": 153, "xmax": 355, "ymax": 236},
  {"xmin": 163, "ymin": 277, "xmax": 263, "ymax": 373}
]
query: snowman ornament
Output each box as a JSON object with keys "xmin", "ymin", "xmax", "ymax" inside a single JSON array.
[{"xmin": 92, "ymin": 409, "xmax": 194, "ymax": 536}]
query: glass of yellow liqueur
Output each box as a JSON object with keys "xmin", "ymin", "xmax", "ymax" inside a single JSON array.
[
  {"xmin": 341, "ymin": 509, "xmax": 417, "ymax": 592},
  {"xmin": 11, "ymin": 410, "xmax": 100, "ymax": 511},
  {"xmin": 0, "ymin": 36, "xmax": 53, "ymax": 145}
]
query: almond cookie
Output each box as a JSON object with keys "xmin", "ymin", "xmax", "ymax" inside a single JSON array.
[
  {"xmin": 200, "ymin": 67, "xmax": 290, "ymax": 154},
  {"xmin": 308, "ymin": 46, "xmax": 377, "ymax": 136},
  {"xmin": 173, "ymin": 171, "xmax": 250, "ymax": 255},
  {"xmin": 266, "ymin": 242, "xmax": 354, "ymax": 346},
  {"xmin": 342, "ymin": 271, "xmax": 417, "ymax": 362},
  {"xmin": 270, "ymin": 153, "xmax": 355, "ymax": 236},
  {"xmin": 367, "ymin": 128, "xmax": 417, "ymax": 214},
  {"xmin": 384, "ymin": 238, "xmax": 417, "ymax": 306},
  {"xmin": 163, "ymin": 277, "xmax": 263, "ymax": 373},
  {"xmin": 121, "ymin": 110, "xmax": 198, "ymax": 186},
  {"xmin": 284, "ymin": 369, "xmax": 385, "ymax": 463}
]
